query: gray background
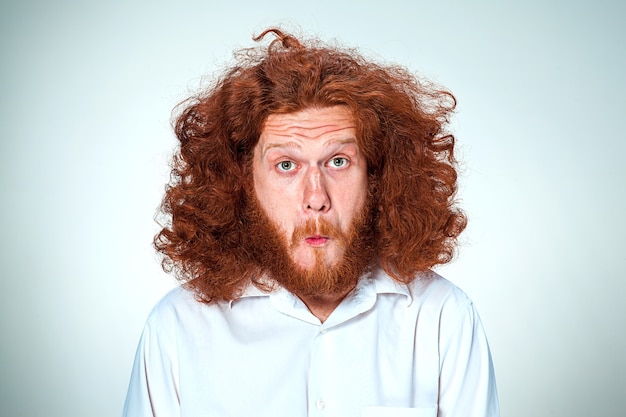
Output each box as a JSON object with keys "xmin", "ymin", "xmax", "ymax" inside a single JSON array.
[{"xmin": 1, "ymin": 0, "xmax": 624, "ymax": 416}]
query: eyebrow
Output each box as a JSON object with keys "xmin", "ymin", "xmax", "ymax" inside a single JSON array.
[{"xmin": 261, "ymin": 138, "xmax": 358, "ymax": 157}]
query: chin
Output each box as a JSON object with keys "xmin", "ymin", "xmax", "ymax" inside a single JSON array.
[
  {"xmin": 290, "ymin": 250, "xmax": 320, "ymax": 271},
  {"xmin": 293, "ymin": 245, "xmax": 343, "ymax": 270}
]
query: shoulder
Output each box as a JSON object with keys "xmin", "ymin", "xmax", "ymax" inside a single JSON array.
[
  {"xmin": 148, "ymin": 286, "xmax": 195, "ymax": 317},
  {"xmin": 369, "ymin": 268, "xmax": 477, "ymax": 326},
  {"xmin": 405, "ymin": 270, "xmax": 476, "ymax": 325},
  {"xmin": 143, "ymin": 286, "xmax": 228, "ymax": 332},
  {"xmin": 152, "ymin": 285, "xmax": 199, "ymax": 310},
  {"xmin": 408, "ymin": 271, "xmax": 471, "ymax": 305}
]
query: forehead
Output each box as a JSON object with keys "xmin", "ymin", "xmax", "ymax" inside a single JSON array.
[{"xmin": 260, "ymin": 106, "xmax": 356, "ymax": 142}]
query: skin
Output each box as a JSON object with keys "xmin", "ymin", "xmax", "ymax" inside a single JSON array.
[{"xmin": 252, "ymin": 106, "xmax": 369, "ymax": 321}]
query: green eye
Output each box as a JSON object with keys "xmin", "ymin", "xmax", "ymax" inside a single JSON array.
[
  {"xmin": 278, "ymin": 161, "xmax": 295, "ymax": 171},
  {"xmin": 330, "ymin": 157, "xmax": 347, "ymax": 168}
]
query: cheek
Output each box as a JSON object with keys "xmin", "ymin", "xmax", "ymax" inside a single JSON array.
[
  {"xmin": 253, "ymin": 172, "xmax": 278, "ymax": 212},
  {"xmin": 255, "ymin": 176, "xmax": 300, "ymax": 216},
  {"xmin": 254, "ymin": 187, "xmax": 296, "ymax": 236},
  {"xmin": 347, "ymin": 174, "xmax": 369, "ymax": 211}
]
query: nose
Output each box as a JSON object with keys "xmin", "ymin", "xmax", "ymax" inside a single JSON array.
[{"xmin": 303, "ymin": 167, "xmax": 330, "ymax": 213}]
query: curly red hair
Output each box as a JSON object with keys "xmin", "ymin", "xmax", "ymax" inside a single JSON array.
[{"xmin": 155, "ymin": 28, "xmax": 467, "ymax": 302}]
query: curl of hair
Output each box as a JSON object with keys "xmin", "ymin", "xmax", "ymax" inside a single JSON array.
[{"xmin": 155, "ymin": 28, "xmax": 467, "ymax": 302}]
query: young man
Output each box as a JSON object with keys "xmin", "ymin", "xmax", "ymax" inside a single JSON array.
[{"xmin": 123, "ymin": 28, "xmax": 500, "ymax": 417}]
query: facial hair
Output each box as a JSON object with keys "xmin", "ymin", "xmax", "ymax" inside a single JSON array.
[{"xmin": 243, "ymin": 194, "xmax": 378, "ymax": 298}]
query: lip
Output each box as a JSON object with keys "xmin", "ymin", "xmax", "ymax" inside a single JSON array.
[{"xmin": 305, "ymin": 235, "xmax": 330, "ymax": 247}]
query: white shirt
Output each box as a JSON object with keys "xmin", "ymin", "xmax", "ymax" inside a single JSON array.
[{"xmin": 123, "ymin": 269, "xmax": 499, "ymax": 417}]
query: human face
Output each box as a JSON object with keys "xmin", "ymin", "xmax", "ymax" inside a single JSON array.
[{"xmin": 252, "ymin": 106, "xmax": 369, "ymax": 270}]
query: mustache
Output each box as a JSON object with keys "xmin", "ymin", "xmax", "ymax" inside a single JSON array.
[{"xmin": 290, "ymin": 218, "xmax": 348, "ymax": 248}]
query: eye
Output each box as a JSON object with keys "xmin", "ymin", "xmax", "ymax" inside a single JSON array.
[
  {"xmin": 277, "ymin": 160, "xmax": 296, "ymax": 172},
  {"xmin": 329, "ymin": 157, "xmax": 348, "ymax": 168}
]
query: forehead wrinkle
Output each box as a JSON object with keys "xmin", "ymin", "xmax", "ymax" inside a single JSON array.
[
  {"xmin": 261, "ymin": 137, "xmax": 358, "ymax": 158},
  {"xmin": 263, "ymin": 123, "xmax": 355, "ymax": 140},
  {"xmin": 261, "ymin": 141, "xmax": 301, "ymax": 157},
  {"xmin": 260, "ymin": 107, "xmax": 358, "ymax": 156}
]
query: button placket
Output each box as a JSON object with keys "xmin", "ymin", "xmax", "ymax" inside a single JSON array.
[
  {"xmin": 308, "ymin": 326, "xmax": 333, "ymax": 415},
  {"xmin": 316, "ymin": 399, "xmax": 326, "ymax": 410}
]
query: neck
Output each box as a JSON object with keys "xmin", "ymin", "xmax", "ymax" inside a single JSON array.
[{"xmin": 297, "ymin": 290, "xmax": 351, "ymax": 323}]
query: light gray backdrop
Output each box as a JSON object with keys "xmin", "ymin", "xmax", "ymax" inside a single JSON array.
[{"xmin": 1, "ymin": 1, "xmax": 624, "ymax": 416}]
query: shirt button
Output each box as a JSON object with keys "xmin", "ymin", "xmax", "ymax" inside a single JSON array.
[
  {"xmin": 320, "ymin": 328, "xmax": 328, "ymax": 334},
  {"xmin": 316, "ymin": 400, "xmax": 326, "ymax": 410}
]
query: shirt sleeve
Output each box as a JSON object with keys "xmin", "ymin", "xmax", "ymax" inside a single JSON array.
[
  {"xmin": 437, "ymin": 302, "xmax": 500, "ymax": 417},
  {"xmin": 122, "ymin": 310, "xmax": 180, "ymax": 417}
]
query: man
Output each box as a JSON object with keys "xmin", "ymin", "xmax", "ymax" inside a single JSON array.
[{"xmin": 123, "ymin": 28, "xmax": 500, "ymax": 417}]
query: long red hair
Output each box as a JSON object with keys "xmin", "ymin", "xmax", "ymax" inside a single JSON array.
[{"xmin": 155, "ymin": 28, "xmax": 467, "ymax": 302}]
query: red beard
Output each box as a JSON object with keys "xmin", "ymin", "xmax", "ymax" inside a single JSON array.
[{"xmin": 243, "ymin": 194, "xmax": 378, "ymax": 298}]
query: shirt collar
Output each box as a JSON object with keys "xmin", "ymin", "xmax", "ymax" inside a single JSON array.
[
  {"xmin": 228, "ymin": 274, "xmax": 274, "ymax": 308},
  {"xmin": 229, "ymin": 267, "xmax": 412, "ymax": 308}
]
